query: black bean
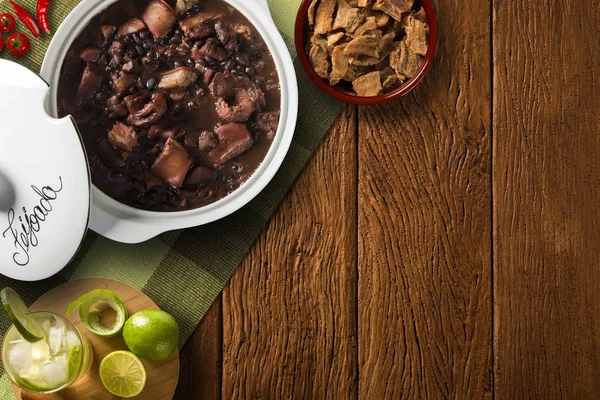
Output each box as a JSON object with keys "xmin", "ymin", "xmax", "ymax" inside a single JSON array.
[
  {"xmin": 109, "ymin": 58, "xmax": 119, "ymax": 69},
  {"xmin": 174, "ymin": 60, "xmax": 183, "ymax": 68},
  {"xmin": 113, "ymin": 54, "xmax": 123, "ymax": 64},
  {"xmin": 245, "ymin": 66, "xmax": 255, "ymax": 75},
  {"xmin": 193, "ymin": 40, "xmax": 205, "ymax": 48},
  {"xmin": 99, "ymin": 53, "xmax": 108, "ymax": 66},
  {"xmin": 133, "ymin": 33, "xmax": 142, "ymax": 43},
  {"xmin": 235, "ymin": 54, "xmax": 249, "ymax": 66},
  {"xmin": 139, "ymin": 30, "xmax": 149, "ymax": 39},
  {"xmin": 204, "ymin": 56, "xmax": 217, "ymax": 65},
  {"xmin": 170, "ymin": 35, "xmax": 181, "ymax": 44},
  {"xmin": 95, "ymin": 92, "xmax": 108, "ymax": 103},
  {"xmin": 187, "ymin": 58, "xmax": 195, "ymax": 67},
  {"xmin": 225, "ymin": 60, "xmax": 235, "ymax": 71},
  {"xmin": 175, "ymin": 28, "xmax": 183, "ymax": 36},
  {"xmin": 136, "ymin": 45, "xmax": 146, "ymax": 56},
  {"xmin": 146, "ymin": 78, "xmax": 158, "ymax": 90},
  {"xmin": 143, "ymin": 42, "xmax": 153, "ymax": 50}
]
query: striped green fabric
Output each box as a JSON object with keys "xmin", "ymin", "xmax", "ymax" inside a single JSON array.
[{"xmin": 0, "ymin": 0, "xmax": 343, "ymax": 396}]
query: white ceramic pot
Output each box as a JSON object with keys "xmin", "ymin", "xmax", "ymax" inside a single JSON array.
[{"xmin": 40, "ymin": 0, "xmax": 298, "ymax": 244}]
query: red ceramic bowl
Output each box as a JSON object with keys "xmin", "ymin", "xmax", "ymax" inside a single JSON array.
[{"xmin": 294, "ymin": 0, "xmax": 438, "ymax": 105}]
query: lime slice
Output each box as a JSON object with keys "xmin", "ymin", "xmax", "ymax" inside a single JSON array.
[
  {"xmin": 1, "ymin": 288, "xmax": 44, "ymax": 343},
  {"xmin": 100, "ymin": 351, "xmax": 147, "ymax": 398},
  {"xmin": 67, "ymin": 289, "xmax": 128, "ymax": 337},
  {"xmin": 15, "ymin": 377, "xmax": 55, "ymax": 393},
  {"xmin": 67, "ymin": 345, "xmax": 82, "ymax": 378}
]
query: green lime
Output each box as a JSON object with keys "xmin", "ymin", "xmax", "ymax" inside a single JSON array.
[
  {"xmin": 100, "ymin": 350, "xmax": 147, "ymax": 398},
  {"xmin": 67, "ymin": 345, "xmax": 82, "ymax": 378},
  {"xmin": 1, "ymin": 288, "xmax": 44, "ymax": 343},
  {"xmin": 16, "ymin": 377, "xmax": 55, "ymax": 393},
  {"xmin": 123, "ymin": 309, "xmax": 179, "ymax": 361},
  {"xmin": 67, "ymin": 289, "xmax": 128, "ymax": 337}
]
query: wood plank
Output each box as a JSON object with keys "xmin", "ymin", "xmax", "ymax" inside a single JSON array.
[
  {"xmin": 174, "ymin": 295, "xmax": 222, "ymax": 400},
  {"xmin": 221, "ymin": 106, "xmax": 358, "ymax": 399},
  {"xmin": 493, "ymin": 1, "xmax": 600, "ymax": 398},
  {"xmin": 357, "ymin": 0, "xmax": 493, "ymax": 397}
]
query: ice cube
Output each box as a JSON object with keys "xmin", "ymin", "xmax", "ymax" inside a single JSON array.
[
  {"xmin": 48, "ymin": 320, "xmax": 67, "ymax": 355},
  {"xmin": 40, "ymin": 356, "xmax": 69, "ymax": 387},
  {"xmin": 31, "ymin": 340, "xmax": 50, "ymax": 362},
  {"xmin": 65, "ymin": 331, "xmax": 80, "ymax": 348},
  {"xmin": 7, "ymin": 341, "xmax": 33, "ymax": 375}
]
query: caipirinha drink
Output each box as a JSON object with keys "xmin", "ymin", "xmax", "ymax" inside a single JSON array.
[{"xmin": 1, "ymin": 288, "xmax": 92, "ymax": 394}]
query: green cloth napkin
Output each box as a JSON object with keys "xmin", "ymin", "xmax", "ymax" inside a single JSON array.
[{"xmin": 0, "ymin": 0, "xmax": 343, "ymax": 395}]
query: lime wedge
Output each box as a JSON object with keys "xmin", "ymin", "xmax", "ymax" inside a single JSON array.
[
  {"xmin": 100, "ymin": 351, "xmax": 147, "ymax": 398},
  {"xmin": 15, "ymin": 377, "xmax": 55, "ymax": 393},
  {"xmin": 67, "ymin": 289, "xmax": 128, "ymax": 337},
  {"xmin": 67, "ymin": 345, "xmax": 83, "ymax": 378},
  {"xmin": 1, "ymin": 288, "xmax": 44, "ymax": 343}
]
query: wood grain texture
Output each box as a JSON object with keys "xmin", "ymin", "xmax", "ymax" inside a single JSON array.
[
  {"xmin": 17, "ymin": 278, "xmax": 179, "ymax": 400},
  {"xmin": 357, "ymin": 0, "xmax": 492, "ymax": 397},
  {"xmin": 174, "ymin": 295, "xmax": 222, "ymax": 400},
  {"xmin": 493, "ymin": 1, "xmax": 600, "ymax": 398},
  {"xmin": 221, "ymin": 106, "xmax": 358, "ymax": 399}
]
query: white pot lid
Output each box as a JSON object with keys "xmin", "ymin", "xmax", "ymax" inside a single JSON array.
[{"xmin": 0, "ymin": 60, "xmax": 90, "ymax": 281}]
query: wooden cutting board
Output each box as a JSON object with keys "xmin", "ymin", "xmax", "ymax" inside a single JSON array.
[{"xmin": 13, "ymin": 278, "xmax": 179, "ymax": 400}]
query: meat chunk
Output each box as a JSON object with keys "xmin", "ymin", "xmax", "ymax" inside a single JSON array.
[
  {"xmin": 382, "ymin": 74, "xmax": 403, "ymax": 92},
  {"xmin": 142, "ymin": 0, "xmax": 177, "ymax": 39},
  {"xmin": 196, "ymin": 42, "xmax": 228, "ymax": 62},
  {"xmin": 158, "ymin": 67, "xmax": 200, "ymax": 89},
  {"xmin": 179, "ymin": 11, "xmax": 225, "ymax": 40},
  {"xmin": 96, "ymin": 138, "xmax": 125, "ymax": 169},
  {"xmin": 125, "ymin": 92, "xmax": 168, "ymax": 127},
  {"xmin": 108, "ymin": 122, "xmax": 138, "ymax": 151},
  {"xmin": 205, "ymin": 124, "xmax": 253, "ymax": 167},
  {"xmin": 333, "ymin": 0, "xmax": 363, "ymax": 33},
  {"xmin": 353, "ymin": 16, "xmax": 377, "ymax": 37},
  {"xmin": 309, "ymin": 41, "xmax": 330, "ymax": 79},
  {"xmin": 76, "ymin": 65, "xmax": 101, "ymax": 105},
  {"xmin": 256, "ymin": 111, "xmax": 280, "ymax": 139},
  {"xmin": 314, "ymin": 0, "xmax": 336, "ymax": 35},
  {"xmin": 109, "ymin": 40, "xmax": 124, "ymax": 56},
  {"xmin": 80, "ymin": 48, "xmax": 102, "ymax": 63},
  {"xmin": 148, "ymin": 124, "xmax": 181, "ymax": 141},
  {"xmin": 198, "ymin": 131, "xmax": 219, "ymax": 152},
  {"xmin": 101, "ymin": 25, "xmax": 116, "ymax": 41},
  {"xmin": 372, "ymin": 0, "xmax": 414, "ymax": 21},
  {"xmin": 209, "ymin": 72, "xmax": 257, "ymax": 98},
  {"xmin": 184, "ymin": 166, "xmax": 217, "ymax": 186},
  {"xmin": 389, "ymin": 40, "xmax": 423, "ymax": 78},
  {"xmin": 175, "ymin": 0, "xmax": 198, "ymax": 14},
  {"xmin": 330, "ymin": 43, "xmax": 353, "ymax": 85},
  {"xmin": 308, "ymin": 0, "xmax": 319, "ymax": 27},
  {"xmin": 116, "ymin": 18, "xmax": 146, "ymax": 38},
  {"xmin": 403, "ymin": 14, "xmax": 428, "ymax": 56},
  {"xmin": 215, "ymin": 21, "xmax": 240, "ymax": 51},
  {"xmin": 111, "ymin": 72, "xmax": 136, "ymax": 95},
  {"xmin": 151, "ymin": 138, "xmax": 192, "ymax": 187},
  {"xmin": 344, "ymin": 30, "xmax": 382, "ymax": 58},
  {"xmin": 203, "ymin": 67, "xmax": 216, "ymax": 85},
  {"xmin": 352, "ymin": 71, "xmax": 382, "ymax": 96},
  {"xmin": 214, "ymin": 80, "xmax": 265, "ymax": 123}
]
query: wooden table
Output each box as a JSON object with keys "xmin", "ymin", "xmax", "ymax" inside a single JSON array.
[{"xmin": 174, "ymin": 0, "xmax": 600, "ymax": 398}]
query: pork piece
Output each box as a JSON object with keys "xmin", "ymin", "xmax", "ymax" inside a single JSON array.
[
  {"xmin": 148, "ymin": 124, "xmax": 181, "ymax": 141},
  {"xmin": 352, "ymin": 71, "xmax": 382, "ymax": 96},
  {"xmin": 198, "ymin": 131, "xmax": 219, "ymax": 152},
  {"xmin": 175, "ymin": 0, "xmax": 198, "ymax": 14},
  {"xmin": 309, "ymin": 40, "xmax": 330, "ymax": 79},
  {"xmin": 151, "ymin": 137, "xmax": 192, "ymax": 187},
  {"xmin": 116, "ymin": 18, "xmax": 146, "ymax": 38},
  {"xmin": 184, "ymin": 166, "xmax": 217, "ymax": 186},
  {"xmin": 76, "ymin": 65, "xmax": 101, "ymax": 105},
  {"xmin": 344, "ymin": 30, "xmax": 382, "ymax": 58},
  {"xmin": 142, "ymin": 0, "xmax": 177, "ymax": 39},
  {"xmin": 108, "ymin": 122, "xmax": 138, "ymax": 151},
  {"xmin": 146, "ymin": 173, "xmax": 163, "ymax": 189},
  {"xmin": 373, "ymin": 11, "xmax": 390, "ymax": 27},
  {"xmin": 403, "ymin": 14, "xmax": 428, "ymax": 56},
  {"xmin": 179, "ymin": 10, "xmax": 225, "ymax": 40},
  {"xmin": 215, "ymin": 21, "xmax": 240, "ymax": 51},
  {"xmin": 353, "ymin": 16, "xmax": 377, "ymax": 36},
  {"xmin": 328, "ymin": 31, "xmax": 345, "ymax": 46},
  {"xmin": 348, "ymin": 32, "xmax": 394, "ymax": 65},
  {"xmin": 215, "ymin": 87, "xmax": 265, "ymax": 122},
  {"xmin": 101, "ymin": 25, "xmax": 116, "ymax": 41},
  {"xmin": 205, "ymin": 124, "xmax": 253, "ymax": 167},
  {"xmin": 195, "ymin": 42, "xmax": 228, "ymax": 62},
  {"xmin": 357, "ymin": 0, "xmax": 370, "ymax": 6},
  {"xmin": 330, "ymin": 43, "xmax": 352, "ymax": 85},
  {"xmin": 158, "ymin": 67, "xmax": 200, "ymax": 89},
  {"xmin": 80, "ymin": 48, "xmax": 102, "ymax": 63},
  {"xmin": 372, "ymin": 0, "xmax": 414, "ymax": 21},
  {"xmin": 209, "ymin": 72, "xmax": 256, "ymax": 98},
  {"xmin": 382, "ymin": 73, "xmax": 403, "ymax": 92},
  {"xmin": 314, "ymin": 0, "xmax": 336, "ymax": 35},
  {"xmin": 109, "ymin": 40, "xmax": 124, "ymax": 56},
  {"xmin": 256, "ymin": 111, "xmax": 280, "ymax": 139},
  {"xmin": 96, "ymin": 138, "xmax": 125, "ymax": 169},
  {"xmin": 414, "ymin": 7, "xmax": 427, "ymax": 21},
  {"xmin": 125, "ymin": 92, "xmax": 168, "ymax": 127},
  {"xmin": 203, "ymin": 68, "xmax": 216, "ymax": 85},
  {"xmin": 333, "ymin": 0, "xmax": 363, "ymax": 33},
  {"xmin": 111, "ymin": 72, "xmax": 136, "ymax": 95},
  {"xmin": 389, "ymin": 39, "xmax": 423, "ymax": 78},
  {"xmin": 308, "ymin": 0, "xmax": 318, "ymax": 27}
]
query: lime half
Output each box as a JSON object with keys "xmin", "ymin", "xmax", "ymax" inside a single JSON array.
[
  {"xmin": 1, "ymin": 288, "xmax": 44, "ymax": 343},
  {"xmin": 100, "ymin": 351, "xmax": 147, "ymax": 398},
  {"xmin": 67, "ymin": 289, "xmax": 128, "ymax": 337}
]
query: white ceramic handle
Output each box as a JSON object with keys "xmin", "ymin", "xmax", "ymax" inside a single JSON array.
[{"xmin": 254, "ymin": 0, "xmax": 273, "ymax": 22}]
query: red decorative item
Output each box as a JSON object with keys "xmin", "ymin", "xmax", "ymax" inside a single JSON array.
[
  {"xmin": 0, "ymin": 35, "xmax": 4, "ymax": 52},
  {"xmin": 6, "ymin": 32, "xmax": 30, "ymax": 57},
  {"xmin": 8, "ymin": 0, "xmax": 40, "ymax": 38},
  {"xmin": 36, "ymin": 0, "xmax": 51, "ymax": 33},
  {"xmin": 0, "ymin": 13, "xmax": 17, "ymax": 33}
]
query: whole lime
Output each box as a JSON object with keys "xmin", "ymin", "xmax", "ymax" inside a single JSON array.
[{"xmin": 123, "ymin": 309, "xmax": 179, "ymax": 361}]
